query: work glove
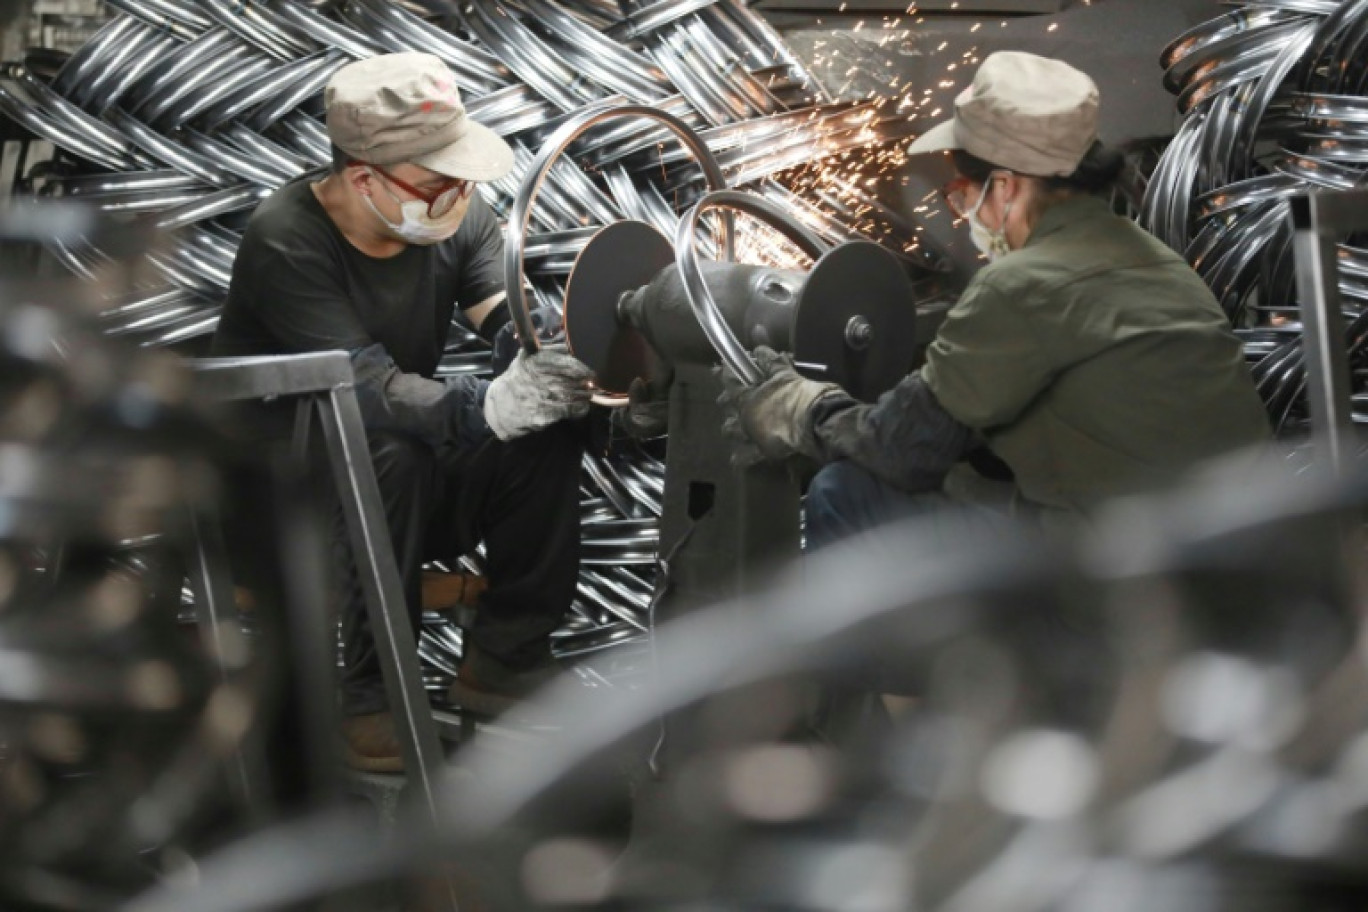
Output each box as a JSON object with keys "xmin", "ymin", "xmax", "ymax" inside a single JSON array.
[
  {"xmin": 491, "ymin": 305, "xmax": 565, "ymax": 378},
  {"xmin": 717, "ymin": 345, "xmax": 841, "ymax": 467},
  {"xmin": 484, "ymin": 344, "xmax": 594, "ymax": 441},
  {"xmin": 611, "ymin": 371, "xmax": 672, "ymax": 441}
]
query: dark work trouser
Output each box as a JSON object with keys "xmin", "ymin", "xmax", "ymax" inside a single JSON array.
[
  {"xmin": 803, "ymin": 461, "xmax": 1106, "ymax": 727},
  {"xmin": 337, "ymin": 422, "xmax": 583, "ymax": 717},
  {"xmin": 804, "ymin": 461, "xmax": 1019, "ymax": 695},
  {"xmin": 804, "ymin": 461, "xmax": 1015, "ymax": 552}
]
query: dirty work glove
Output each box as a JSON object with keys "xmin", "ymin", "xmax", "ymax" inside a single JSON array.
[
  {"xmin": 717, "ymin": 346, "xmax": 841, "ymax": 467},
  {"xmin": 484, "ymin": 344, "xmax": 594, "ymax": 441},
  {"xmin": 491, "ymin": 305, "xmax": 565, "ymax": 378},
  {"xmin": 612, "ymin": 371, "xmax": 672, "ymax": 440}
]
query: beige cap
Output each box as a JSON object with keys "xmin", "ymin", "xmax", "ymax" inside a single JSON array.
[
  {"xmin": 909, "ymin": 51, "xmax": 1099, "ymax": 177},
  {"xmin": 325, "ymin": 52, "xmax": 514, "ymax": 181}
]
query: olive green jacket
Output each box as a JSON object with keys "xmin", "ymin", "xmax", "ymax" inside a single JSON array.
[{"xmin": 921, "ymin": 196, "xmax": 1270, "ymax": 514}]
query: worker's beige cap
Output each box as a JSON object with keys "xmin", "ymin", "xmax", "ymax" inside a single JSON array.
[
  {"xmin": 909, "ymin": 51, "xmax": 1099, "ymax": 177},
  {"xmin": 325, "ymin": 52, "xmax": 514, "ymax": 181}
]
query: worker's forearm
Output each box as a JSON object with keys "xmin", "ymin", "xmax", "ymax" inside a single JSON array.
[
  {"xmin": 468, "ymin": 292, "xmax": 509, "ymax": 343},
  {"xmin": 809, "ymin": 372, "xmax": 975, "ymax": 494},
  {"xmin": 349, "ymin": 344, "xmax": 492, "ymax": 451}
]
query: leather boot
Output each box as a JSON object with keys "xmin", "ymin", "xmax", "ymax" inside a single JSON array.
[
  {"xmin": 341, "ymin": 711, "xmax": 404, "ymax": 773},
  {"xmin": 446, "ymin": 642, "xmax": 561, "ymax": 717}
]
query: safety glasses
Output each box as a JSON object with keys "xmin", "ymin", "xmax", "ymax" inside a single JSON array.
[
  {"xmin": 354, "ymin": 161, "xmax": 474, "ymax": 217},
  {"xmin": 939, "ymin": 176, "xmax": 979, "ymax": 219},
  {"xmin": 939, "ymin": 173, "xmax": 1011, "ymax": 220}
]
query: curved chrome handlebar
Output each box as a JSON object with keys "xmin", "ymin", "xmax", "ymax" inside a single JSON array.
[
  {"xmin": 503, "ymin": 101, "xmax": 730, "ymax": 357},
  {"xmin": 673, "ymin": 189, "xmax": 829, "ymax": 386}
]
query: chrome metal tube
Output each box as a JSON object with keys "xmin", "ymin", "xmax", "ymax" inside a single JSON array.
[
  {"xmin": 673, "ymin": 188, "xmax": 827, "ymax": 384},
  {"xmin": 502, "ymin": 101, "xmax": 728, "ymax": 361}
]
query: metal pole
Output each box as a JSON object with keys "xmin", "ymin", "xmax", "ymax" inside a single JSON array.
[
  {"xmin": 184, "ymin": 504, "xmax": 256, "ymax": 808},
  {"xmin": 1289, "ymin": 189, "xmax": 1364, "ymax": 477},
  {"xmin": 314, "ymin": 384, "xmax": 448, "ymax": 796},
  {"xmin": 316, "ymin": 381, "xmax": 460, "ymax": 912}
]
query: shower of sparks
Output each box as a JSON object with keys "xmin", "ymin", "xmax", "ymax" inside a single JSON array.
[{"xmin": 757, "ymin": 10, "xmax": 1013, "ymax": 268}]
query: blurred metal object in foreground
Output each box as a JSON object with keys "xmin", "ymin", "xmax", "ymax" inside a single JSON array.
[
  {"xmin": 0, "ymin": 203, "xmax": 340, "ymax": 909},
  {"xmin": 123, "ymin": 444, "xmax": 1368, "ymax": 912}
]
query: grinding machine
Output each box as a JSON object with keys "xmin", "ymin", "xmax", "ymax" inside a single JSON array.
[{"xmin": 504, "ymin": 103, "xmax": 949, "ymax": 624}]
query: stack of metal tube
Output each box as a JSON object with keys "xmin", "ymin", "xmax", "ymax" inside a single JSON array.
[
  {"xmin": 0, "ymin": 0, "xmax": 938, "ymax": 693},
  {"xmin": 1141, "ymin": 0, "xmax": 1368, "ymax": 437}
]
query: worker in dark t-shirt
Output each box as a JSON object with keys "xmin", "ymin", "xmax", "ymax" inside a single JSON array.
[{"xmin": 212, "ymin": 52, "xmax": 594, "ymax": 772}]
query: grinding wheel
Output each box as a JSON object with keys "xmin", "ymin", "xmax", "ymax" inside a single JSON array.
[
  {"xmin": 564, "ymin": 220, "xmax": 674, "ymax": 396},
  {"xmin": 792, "ymin": 241, "xmax": 918, "ymax": 402}
]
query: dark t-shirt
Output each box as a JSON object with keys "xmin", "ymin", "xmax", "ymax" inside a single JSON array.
[
  {"xmin": 210, "ymin": 177, "xmax": 503, "ymax": 451},
  {"xmin": 211, "ymin": 177, "xmax": 504, "ymax": 377}
]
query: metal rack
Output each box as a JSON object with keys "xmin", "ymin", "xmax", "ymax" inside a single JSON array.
[
  {"xmin": 1289, "ymin": 188, "xmax": 1368, "ymax": 473},
  {"xmin": 190, "ymin": 353, "xmax": 449, "ymax": 797}
]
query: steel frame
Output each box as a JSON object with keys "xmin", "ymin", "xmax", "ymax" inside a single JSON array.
[
  {"xmin": 189, "ymin": 353, "xmax": 452, "ymax": 869},
  {"xmin": 1288, "ymin": 187, "xmax": 1368, "ymax": 475}
]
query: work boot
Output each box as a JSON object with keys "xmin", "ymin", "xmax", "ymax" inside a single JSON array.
[
  {"xmin": 446, "ymin": 642, "xmax": 561, "ymax": 717},
  {"xmin": 341, "ymin": 711, "xmax": 404, "ymax": 773}
]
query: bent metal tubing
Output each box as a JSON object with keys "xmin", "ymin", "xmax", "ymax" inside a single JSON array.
[
  {"xmin": 673, "ymin": 188, "xmax": 828, "ymax": 385},
  {"xmin": 502, "ymin": 101, "xmax": 729, "ymax": 406}
]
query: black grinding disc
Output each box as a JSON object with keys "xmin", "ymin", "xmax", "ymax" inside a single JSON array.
[
  {"xmin": 564, "ymin": 220, "xmax": 675, "ymax": 395},
  {"xmin": 792, "ymin": 241, "xmax": 919, "ymax": 402}
]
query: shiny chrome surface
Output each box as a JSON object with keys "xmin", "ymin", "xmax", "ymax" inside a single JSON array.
[
  {"xmin": 502, "ymin": 100, "xmax": 728, "ymax": 367},
  {"xmin": 1144, "ymin": 1, "xmax": 1368, "ymax": 437},
  {"xmin": 675, "ymin": 188, "xmax": 828, "ymax": 384},
  {"xmin": 2, "ymin": 0, "xmax": 937, "ymax": 684}
]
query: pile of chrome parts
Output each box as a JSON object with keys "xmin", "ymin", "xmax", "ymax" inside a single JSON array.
[
  {"xmin": 0, "ymin": 0, "xmax": 931, "ymax": 696},
  {"xmin": 1142, "ymin": 0, "xmax": 1368, "ymax": 437}
]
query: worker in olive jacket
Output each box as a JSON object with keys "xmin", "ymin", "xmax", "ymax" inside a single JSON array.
[{"xmin": 721, "ymin": 51, "xmax": 1270, "ymax": 547}]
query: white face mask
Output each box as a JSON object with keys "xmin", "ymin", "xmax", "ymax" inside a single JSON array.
[
  {"xmin": 364, "ymin": 168, "xmax": 468, "ymax": 246},
  {"xmin": 966, "ymin": 173, "xmax": 1013, "ymax": 261}
]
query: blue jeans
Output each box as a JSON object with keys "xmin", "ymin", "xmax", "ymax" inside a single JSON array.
[
  {"xmin": 803, "ymin": 461, "xmax": 1022, "ymax": 699},
  {"xmin": 804, "ymin": 461, "xmax": 1014, "ymax": 552},
  {"xmin": 803, "ymin": 461, "xmax": 1109, "ymax": 722}
]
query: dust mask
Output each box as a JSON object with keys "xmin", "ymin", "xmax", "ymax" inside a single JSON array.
[
  {"xmin": 966, "ymin": 173, "xmax": 1013, "ymax": 261},
  {"xmin": 364, "ymin": 168, "xmax": 467, "ymax": 246}
]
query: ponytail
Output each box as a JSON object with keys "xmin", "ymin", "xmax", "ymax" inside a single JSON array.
[{"xmin": 1042, "ymin": 141, "xmax": 1125, "ymax": 194}]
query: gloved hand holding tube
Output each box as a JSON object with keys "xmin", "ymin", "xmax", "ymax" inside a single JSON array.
[
  {"xmin": 484, "ymin": 344, "xmax": 594, "ymax": 441},
  {"xmin": 611, "ymin": 370, "xmax": 673, "ymax": 441},
  {"xmin": 717, "ymin": 345, "xmax": 842, "ymax": 467},
  {"xmin": 491, "ymin": 304, "xmax": 565, "ymax": 377}
]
